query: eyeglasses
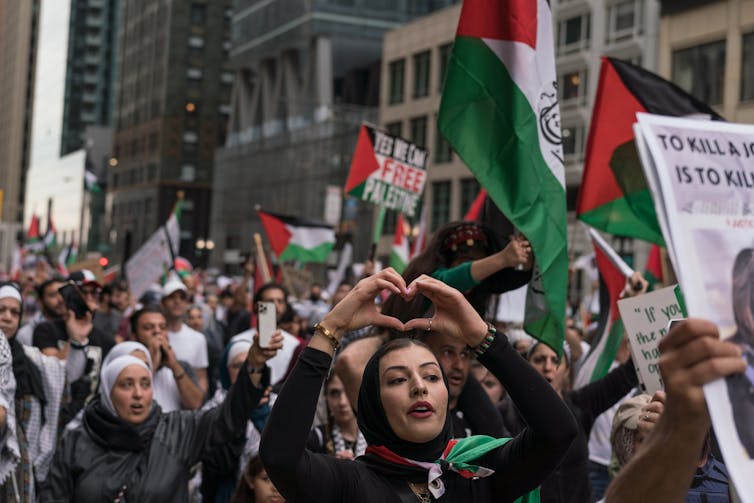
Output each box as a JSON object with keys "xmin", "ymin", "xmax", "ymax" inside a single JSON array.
[{"xmin": 0, "ymin": 306, "xmax": 22, "ymax": 318}]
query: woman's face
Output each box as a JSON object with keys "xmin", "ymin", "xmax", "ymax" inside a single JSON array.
[
  {"xmin": 129, "ymin": 349, "xmax": 150, "ymax": 366},
  {"xmin": 529, "ymin": 344, "xmax": 568, "ymax": 394},
  {"xmin": 0, "ymin": 297, "xmax": 22, "ymax": 338},
  {"xmin": 379, "ymin": 344, "xmax": 448, "ymax": 444},
  {"xmin": 470, "ymin": 362, "xmax": 504, "ymax": 403},
  {"xmin": 247, "ymin": 468, "xmax": 284, "ymax": 503},
  {"xmin": 111, "ymin": 364, "xmax": 153, "ymax": 424},
  {"xmin": 326, "ymin": 374, "xmax": 355, "ymax": 427}
]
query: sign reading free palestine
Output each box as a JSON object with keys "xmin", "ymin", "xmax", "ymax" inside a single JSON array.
[{"xmin": 344, "ymin": 124, "xmax": 428, "ymax": 218}]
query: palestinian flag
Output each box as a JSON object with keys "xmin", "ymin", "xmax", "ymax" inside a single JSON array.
[
  {"xmin": 84, "ymin": 169, "xmax": 103, "ymax": 193},
  {"xmin": 463, "ymin": 189, "xmax": 487, "ymax": 222},
  {"xmin": 43, "ymin": 216, "xmax": 58, "ymax": 249},
  {"xmin": 24, "ymin": 215, "xmax": 45, "ymax": 253},
  {"xmin": 577, "ymin": 57, "xmax": 723, "ymax": 245},
  {"xmin": 573, "ymin": 233, "xmax": 628, "ymax": 388},
  {"xmin": 644, "ymin": 244, "xmax": 664, "ymax": 291},
  {"xmin": 389, "ymin": 213, "xmax": 410, "ymax": 273},
  {"xmin": 257, "ymin": 209, "xmax": 335, "ymax": 263},
  {"xmin": 57, "ymin": 241, "xmax": 78, "ymax": 275},
  {"xmin": 439, "ymin": 0, "xmax": 568, "ymax": 354}
]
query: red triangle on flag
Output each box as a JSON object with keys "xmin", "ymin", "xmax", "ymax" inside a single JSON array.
[
  {"xmin": 463, "ymin": 189, "xmax": 487, "ymax": 222},
  {"xmin": 344, "ymin": 125, "xmax": 381, "ymax": 194},
  {"xmin": 258, "ymin": 210, "xmax": 292, "ymax": 258},
  {"xmin": 456, "ymin": 0, "xmax": 537, "ymax": 48},
  {"xmin": 27, "ymin": 215, "xmax": 40, "ymax": 240}
]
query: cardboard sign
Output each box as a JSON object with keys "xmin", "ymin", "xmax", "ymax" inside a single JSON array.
[
  {"xmin": 125, "ymin": 226, "xmax": 173, "ymax": 301},
  {"xmin": 344, "ymin": 124, "xmax": 428, "ymax": 217},
  {"xmin": 617, "ymin": 284, "xmax": 684, "ymax": 395}
]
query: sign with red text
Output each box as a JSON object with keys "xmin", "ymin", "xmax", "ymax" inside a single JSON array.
[{"xmin": 344, "ymin": 124, "xmax": 428, "ymax": 217}]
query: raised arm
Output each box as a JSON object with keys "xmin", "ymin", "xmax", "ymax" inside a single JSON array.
[
  {"xmin": 261, "ymin": 269, "xmax": 407, "ymax": 501},
  {"xmin": 569, "ymin": 358, "xmax": 638, "ymax": 429}
]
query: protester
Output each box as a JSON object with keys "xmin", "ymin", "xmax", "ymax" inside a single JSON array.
[
  {"xmin": 39, "ymin": 328, "xmax": 281, "ymax": 501},
  {"xmin": 605, "ymin": 319, "xmax": 746, "ymax": 503},
  {"xmin": 307, "ymin": 374, "xmax": 366, "ymax": 459},
  {"xmin": 470, "ymin": 359, "xmax": 505, "ymax": 404},
  {"xmin": 261, "ymin": 270, "xmax": 577, "ymax": 502},
  {"xmin": 497, "ymin": 338, "xmax": 637, "ymax": 503},
  {"xmin": 130, "ymin": 306, "xmax": 205, "ymax": 411},
  {"xmin": 161, "ymin": 275, "xmax": 210, "ymax": 395},
  {"xmin": 230, "ymin": 455, "xmax": 285, "ymax": 503},
  {"xmin": 0, "ymin": 282, "xmax": 66, "ymax": 501},
  {"xmin": 188, "ymin": 304, "xmax": 223, "ymax": 396},
  {"xmin": 16, "ymin": 277, "xmax": 66, "ymax": 346},
  {"xmin": 200, "ymin": 333, "xmax": 278, "ymax": 502},
  {"xmin": 93, "ymin": 279, "xmax": 130, "ymax": 343}
]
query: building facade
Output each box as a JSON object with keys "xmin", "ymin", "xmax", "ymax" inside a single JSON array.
[
  {"xmin": 0, "ymin": 0, "xmax": 40, "ymax": 226},
  {"xmin": 658, "ymin": 0, "xmax": 754, "ymax": 123},
  {"xmin": 60, "ymin": 0, "xmax": 119, "ymax": 156},
  {"xmin": 210, "ymin": 0, "xmax": 458, "ymax": 270},
  {"xmin": 377, "ymin": 0, "xmax": 660, "ymax": 268},
  {"xmin": 108, "ymin": 0, "xmax": 233, "ymax": 264}
]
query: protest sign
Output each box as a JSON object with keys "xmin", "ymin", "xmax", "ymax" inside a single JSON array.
[
  {"xmin": 125, "ymin": 226, "xmax": 173, "ymax": 302},
  {"xmin": 636, "ymin": 113, "xmax": 754, "ymax": 501},
  {"xmin": 344, "ymin": 124, "xmax": 428, "ymax": 217},
  {"xmin": 617, "ymin": 284, "xmax": 684, "ymax": 395}
]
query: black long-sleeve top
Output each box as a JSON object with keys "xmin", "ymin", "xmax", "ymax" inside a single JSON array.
[
  {"xmin": 499, "ymin": 359, "xmax": 638, "ymax": 503},
  {"xmin": 260, "ymin": 335, "xmax": 577, "ymax": 502}
]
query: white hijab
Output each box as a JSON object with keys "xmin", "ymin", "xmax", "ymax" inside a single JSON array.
[
  {"xmin": 103, "ymin": 341, "xmax": 153, "ymax": 372},
  {"xmin": 98, "ymin": 355, "xmax": 150, "ymax": 416}
]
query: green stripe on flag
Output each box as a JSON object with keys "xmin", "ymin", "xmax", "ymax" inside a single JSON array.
[
  {"xmin": 279, "ymin": 242, "xmax": 333, "ymax": 263},
  {"xmin": 589, "ymin": 318, "xmax": 625, "ymax": 382},
  {"xmin": 439, "ymin": 36, "xmax": 568, "ymax": 353}
]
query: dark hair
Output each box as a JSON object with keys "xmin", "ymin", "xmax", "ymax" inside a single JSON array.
[
  {"xmin": 130, "ymin": 305, "xmax": 166, "ymax": 334},
  {"xmin": 230, "ymin": 455, "xmax": 265, "ymax": 503},
  {"xmin": 36, "ymin": 277, "xmax": 63, "ymax": 299},
  {"xmin": 254, "ymin": 282, "xmax": 288, "ymax": 305},
  {"xmin": 371, "ymin": 337, "xmax": 435, "ymax": 367},
  {"xmin": 732, "ymin": 248, "xmax": 754, "ymax": 343}
]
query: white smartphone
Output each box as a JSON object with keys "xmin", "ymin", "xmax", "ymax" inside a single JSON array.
[{"xmin": 257, "ymin": 301, "xmax": 276, "ymax": 348}]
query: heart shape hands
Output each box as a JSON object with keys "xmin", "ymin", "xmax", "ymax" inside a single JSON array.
[{"xmin": 321, "ymin": 270, "xmax": 488, "ymax": 348}]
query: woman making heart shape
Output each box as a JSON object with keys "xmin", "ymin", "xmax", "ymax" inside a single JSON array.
[{"xmin": 260, "ymin": 269, "xmax": 577, "ymax": 502}]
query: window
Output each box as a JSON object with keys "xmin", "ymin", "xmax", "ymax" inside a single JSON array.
[
  {"xmin": 221, "ymin": 72, "xmax": 234, "ymax": 85},
  {"xmin": 386, "ymin": 121, "xmax": 403, "ymax": 138},
  {"xmin": 410, "ymin": 115, "xmax": 427, "ymax": 148},
  {"xmin": 460, "ymin": 178, "xmax": 481, "ymax": 217},
  {"xmin": 672, "ymin": 40, "xmax": 725, "ymax": 106},
  {"xmin": 188, "ymin": 36, "xmax": 204, "ymax": 48},
  {"xmin": 431, "ymin": 181, "xmax": 451, "ymax": 231},
  {"xmin": 562, "ymin": 125, "xmax": 585, "ymax": 159},
  {"xmin": 558, "ymin": 12, "xmax": 590, "ymax": 54},
  {"xmin": 434, "ymin": 115, "xmax": 452, "ymax": 163},
  {"xmin": 559, "ymin": 69, "xmax": 588, "ymax": 106},
  {"xmin": 183, "ymin": 131, "xmax": 198, "ymax": 143},
  {"xmin": 607, "ymin": 0, "xmax": 641, "ymax": 43},
  {"xmin": 742, "ymin": 32, "xmax": 754, "ymax": 101},
  {"xmin": 187, "ymin": 68, "xmax": 203, "ymax": 80},
  {"xmin": 190, "ymin": 4, "xmax": 206, "ymax": 25},
  {"xmin": 180, "ymin": 164, "xmax": 196, "ymax": 181},
  {"xmin": 388, "ymin": 59, "xmax": 405, "ymax": 104},
  {"xmin": 413, "ymin": 50, "xmax": 430, "ymax": 98},
  {"xmin": 438, "ymin": 43, "xmax": 452, "ymax": 91}
]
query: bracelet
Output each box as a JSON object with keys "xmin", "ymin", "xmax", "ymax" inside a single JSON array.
[
  {"xmin": 470, "ymin": 324, "xmax": 496, "ymax": 358},
  {"xmin": 247, "ymin": 362, "xmax": 265, "ymax": 375},
  {"xmin": 313, "ymin": 322, "xmax": 340, "ymax": 351}
]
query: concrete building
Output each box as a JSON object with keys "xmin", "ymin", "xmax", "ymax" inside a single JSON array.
[
  {"xmin": 60, "ymin": 0, "xmax": 119, "ymax": 156},
  {"xmin": 0, "ymin": 0, "xmax": 40, "ymax": 227},
  {"xmin": 210, "ymin": 0, "xmax": 458, "ymax": 271},
  {"xmin": 108, "ymin": 0, "xmax": 233, "ymax": 264},
  {"xmin": 658, "ymin": 0, "xmax": 754, "ymax": 123},
  {"xmin": 376, "ymin": 1, "xmax": 660, "ymax": 269}
]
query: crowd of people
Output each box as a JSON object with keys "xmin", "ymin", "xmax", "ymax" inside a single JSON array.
[{"xmin": 0, "ymin": 220, "xmax": 749, "ymax": 502}]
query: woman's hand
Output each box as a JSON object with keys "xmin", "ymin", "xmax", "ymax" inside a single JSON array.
[
  {"xmin": 403, "ymin": 275, "xmax": 488, "ymax": 347},
  {"xmin": 319, "ymin": 268, "xmax": 407, "ymax": 338},
  {"xmin": 500, "ymin": 235, "xmax": 533, "ymax": 270},
  {"xmin": 248, "ymin": 331, "xmax": 284, "ymax": 369}
]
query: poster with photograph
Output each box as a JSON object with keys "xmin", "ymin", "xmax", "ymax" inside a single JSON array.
[{"xmin": 635, "ymin": 113, "xmax": 754, "ymax": 501}]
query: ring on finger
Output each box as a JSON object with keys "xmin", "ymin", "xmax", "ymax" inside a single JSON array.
[{"xmin": 426, "ymin": 318, "xmax": 433, "ymax": 332}]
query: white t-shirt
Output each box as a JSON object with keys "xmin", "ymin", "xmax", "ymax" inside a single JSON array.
[
  {"xmin": 152, "ymin": 366, "xmax": 182, "ymax": 413},
  {"xmin": 168, "ymin": 323, "xmax": 209, "ymax": 370},
  {"xmin": 234, "ymin": 328, "xmax": 300, "ymax": 385}
]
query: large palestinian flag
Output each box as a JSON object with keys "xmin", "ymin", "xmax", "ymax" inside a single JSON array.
[
  {"xmin": 573, "ymin": 232, "xmax": 628, "ymax": 388},
  {"xmin": 257, "ymin": 209, "xmax": 335, "ymax": 263},
  {"xmin": 438, "ymin": 0, "xmax": 568, "ymax": 353},
  {"xmin": 577, "ymin": 57, "xmax": 723, "ymax": 245}
]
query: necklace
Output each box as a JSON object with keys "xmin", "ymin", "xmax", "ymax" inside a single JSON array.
[
  {"xmin": 331, "ymin": 423, "xmax": 367, "ymax": 457},
  {"xmin": 407, "ymin": 481, "xmax": 431, "ymax": 503}
]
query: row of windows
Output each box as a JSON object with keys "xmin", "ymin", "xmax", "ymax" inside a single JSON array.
[
  {"xmin": 384, "ymin": 114, "xmax": 453, "ymax": 164},
  {"xmin": 557, "ymin": 0, "xmax": 644, "ymax": 55},
  {"xmin": 671, "ymin": 32, "xmax": 754, "ymax": 105},
  {"xmin": 388, "ymin": 43, "xmax": 452, "ymax": 105}
]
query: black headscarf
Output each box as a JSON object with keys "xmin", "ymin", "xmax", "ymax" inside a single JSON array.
[
  {"xmin": 356, "ymin": 339, "xmax": 453, "ymax": 481},
  {"xmin": 83, "ymin": 396, "xmax": 161, "ymax": 452}
]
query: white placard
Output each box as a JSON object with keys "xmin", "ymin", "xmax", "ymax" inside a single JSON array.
[{"xmin": 125, "ymin": 226, "xmax": 173, "ymax": 302}]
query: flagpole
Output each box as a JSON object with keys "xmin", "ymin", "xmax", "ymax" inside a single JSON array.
[
  {"xmin": 369, "ymin": 205, "xmax": 387, "ymax": 261},
  {"xmin": 585, "ymin": 226, "xmax": 634, "ymax": 278},
  {"xmin": 253, "ymin": 233, "xmax": 272, "ymax": 284}
]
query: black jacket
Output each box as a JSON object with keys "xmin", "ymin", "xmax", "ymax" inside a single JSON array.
[{"xmin": 39, "ymin": 365, "xmax": 265, "ymax": 502}]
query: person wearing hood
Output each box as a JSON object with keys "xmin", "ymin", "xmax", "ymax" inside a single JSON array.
[
  {"xmin": 39, "ymin": 325, "xmax": 282, "ymax": 501},
  {"xmin": 0, "ymin": 282, "xmax": 67, "ymax": 502},
  {"xmin": 260, "ymin": 270, "xmax": 577, "ymax": 502}
]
